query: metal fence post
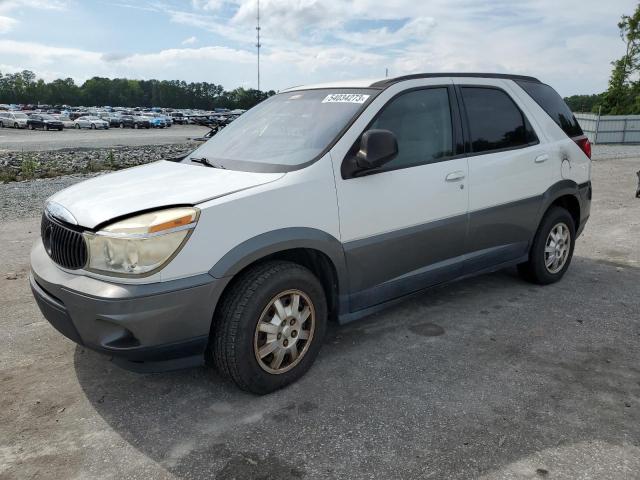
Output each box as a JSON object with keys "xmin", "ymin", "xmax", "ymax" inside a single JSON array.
[
  {"xmin": 622, "ymin": 118, "xmax": 628, "ymax": 143},
  {"xmin": 594, "ymin": 106, "xmax": 601, "ymax": 144}
]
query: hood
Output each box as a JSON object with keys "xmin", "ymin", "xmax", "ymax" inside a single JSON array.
[{"xmin": 48, "ymin": 160, "xmax": 285, "ymax": 229}]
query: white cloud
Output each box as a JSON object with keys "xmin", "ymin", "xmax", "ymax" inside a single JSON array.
[
  {"xmin": 0, "ymin": 15, "xmax": 17, "ymax": 33},
  {"xmin": 181, "ymin": 35, "xmax": 198, "ymax": 45},
  {"xmin": 192, "ymin": 0, "xmax": 225, "ymax": 11}
]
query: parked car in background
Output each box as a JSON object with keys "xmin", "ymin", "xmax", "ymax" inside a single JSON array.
[
  {"xmin": 105, "ymin": 114, "xmax": 123, "ymax": 128},
  {"xmin": 170, "ymin": 112, "xmax": 186, "ymax": 124},
  {"xmin": 27, "ymin": 114, "xmax": 64, "ymax": 131},
  {"xmin": 141, "ymin": 113, "xmax": 166, "ymax": 128},
  {"xmin": 0, "ymin": 111, "xmax": 29, "ymax": 128},
  {"xmin": 162, "ymin": 115, "xmax": 173, "ymax": 127},
  {"xmin": 117, "ymin": 115, "xmax": 150, "ymax": 129},
  {"xmin": 74, "ymin": 116, "xmax": 109, "ymax": 130},
  {"xmin": 52, "ymin": 114, "xmax": 74, "ymax": 129}
]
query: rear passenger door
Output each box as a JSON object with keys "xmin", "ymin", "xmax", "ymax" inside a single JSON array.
[
  {"xmin": 330, "ymin": 81, "xmax": 469, "ymax": 311},
  {"xmin": 455, "ymin": 79, "xmax": 552, "ymax": 272}
]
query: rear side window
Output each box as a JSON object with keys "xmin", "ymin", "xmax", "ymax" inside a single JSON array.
[
  {"xmin": 369, "ymin": 87, "xmax": 454, "ymax": 169},
  {"xmin": 461, "ymin": 87, "xmax": 538, "ymax": 154},
  {"xmin": 515, "ymin": 80, "xmax": 583, "ymax": 138}
]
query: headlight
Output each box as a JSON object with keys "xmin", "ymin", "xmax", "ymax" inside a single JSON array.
[{"xmin": 83, "ymin": 207, "xmax": 199, "ymax": 277}]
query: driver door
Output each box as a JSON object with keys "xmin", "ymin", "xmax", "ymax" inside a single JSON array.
[{"xmin": 330, "ymin": 82, "xmax": 469, "ymax": 311}]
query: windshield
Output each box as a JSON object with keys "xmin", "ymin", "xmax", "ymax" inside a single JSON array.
[{"xmin": 183, "ymin": 88, "xmax": 377, "ymax": 172}]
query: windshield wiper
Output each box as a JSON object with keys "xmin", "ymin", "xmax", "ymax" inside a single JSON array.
[{"xmin": 190, "ymin": 157, "xmax": 226, "ymax": 169}]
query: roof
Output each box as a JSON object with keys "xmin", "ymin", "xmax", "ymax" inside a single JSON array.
[{"xmin": 283, "ymin": 72, "xmax": 541, "ymax": 92}]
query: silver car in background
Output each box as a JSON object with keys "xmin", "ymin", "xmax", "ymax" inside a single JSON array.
[
  {"xmin": 74, "ymin": 115, "xmax": 109, "ymax": 130},
  {"xmin": 52, "ymin": 114, "xmax": 74, "ymax": 129},
  {"xmin": 0, "ymin": 111, "xmax": 29, "ymax": 128}
]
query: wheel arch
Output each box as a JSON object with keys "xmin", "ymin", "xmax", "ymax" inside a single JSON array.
[
  {"xmin": 209, "ymin": 228, "xmax": 348, "ymax": 321},
  {"xmin": 538, "ymin": 180, "xmax": 582, "ymax": 231}
]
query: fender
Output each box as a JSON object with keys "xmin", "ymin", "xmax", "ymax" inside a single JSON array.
[
  {"xmin": 536, "ymin": 180, "xmax": 591, "ymax": 234},
  {"xmin": 209, "ymin": 227, "xmax": 348, "ymax": 295}
]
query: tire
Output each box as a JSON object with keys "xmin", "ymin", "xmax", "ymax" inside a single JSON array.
[
  {"xmin": 44, "ymin": 124, "xmax": 49, "ymax": 131},
  {"xmin": 75, "ymin": 124, "xmax": 80, "ymax": 129},
  {"xmin": 211, "ymin": 261, "xmax": 327, "ymax": 394},
  {"xmin": 0, "ymin": 121, "xmax": 3, "ymax": 128},
  {"xmin": 91, "ymin": 124, "xmax": 96, "ymax": 130},
  {"xmin": 518, "ymin": 206, "xmax": 576, "ymax": 285},
  {"xmin": 28, "ymin": 124, "xmax": 34, "ymax": 130},
  {"xmin": 134, "ymin": 123, "xmax": 139, "ymax": 129},
  {"xmin": 120, "ymin": 123, "xmax": 125, "ymax": 129},
  {"xmin": 14, "ymin": 123, "xmax": 19, "ymax": 129}
]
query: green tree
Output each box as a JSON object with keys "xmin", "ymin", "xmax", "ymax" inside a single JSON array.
[{"xmin": 602, "ymin": 4, "xmax": 640, "ymax": 114}]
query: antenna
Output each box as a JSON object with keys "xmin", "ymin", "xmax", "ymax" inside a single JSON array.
[
  {"xmin": 256, "ymin": 0, "xmax": 261, "ymax": 91},
  {"xmin": 385, "ymin": 68, "xmax": 388, "ymax": 78}
]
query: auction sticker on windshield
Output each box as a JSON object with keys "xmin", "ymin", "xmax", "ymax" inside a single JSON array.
[{"xmin": 322, "ymin": 93, "xmax": 370, "ymax": 104}]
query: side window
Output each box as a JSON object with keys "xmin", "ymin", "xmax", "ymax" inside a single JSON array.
[
  {"xmin": 461, "ymin": 87, "xmax": 537, "ymax": 154},
  {"xmin": 369, "ymin": 88, "xmax": 454, "ymax": 169}
]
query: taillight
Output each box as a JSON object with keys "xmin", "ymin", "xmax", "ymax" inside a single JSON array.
[{"xmin": 573, "ymin": 135, "xmax": 591, "ymax": 159}]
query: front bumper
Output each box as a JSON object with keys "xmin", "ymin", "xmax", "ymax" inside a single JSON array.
[{"xmin": 30, "ymin": 240, "xmax": 230, "ymax": 364}]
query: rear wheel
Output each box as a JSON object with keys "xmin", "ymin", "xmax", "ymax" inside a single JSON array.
[
  {"xmin": 28, "ymin": 124, "xmax": 34, "ymax": 130},
  {"xmin": 44, "ymin": 124, "xmax": 49, "ymax": 131},
  {"xmin": 91, "ymin": 123, "xmax": 96, "ymax": 130},
  {"xmin": 211, "ymin": 261, "xmax": 327, "ymax": 394},
  {"xmin": 134, "ymin": 123, "xmax": 139, "ymax": 129},
  {"xmin": 120, "ymin": 122, "xmax": 125, "ymax": 129},
  {"xmin": 518, "ymin": 206, "xmax": 575, "ymax": 285},
  {"xmin": 75, "ymin": 123, "xmax": 80, "ymax": 129},
  {"xmin": 14, "ymin": 123, "xmax": 19, "ymax": 129}
]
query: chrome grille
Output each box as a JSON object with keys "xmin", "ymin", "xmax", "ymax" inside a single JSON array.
[{"xmin": 41, "ymin": 213, "xmax": 88, "ymax": 270}]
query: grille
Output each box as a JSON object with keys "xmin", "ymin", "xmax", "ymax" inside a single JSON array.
[{"xmin": 41, "ymin": 213, "xmax": 88, "ymax": 270}]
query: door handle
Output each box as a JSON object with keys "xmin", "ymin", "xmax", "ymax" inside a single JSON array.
[
  {"xmin": 535, "ymin": 154, "xmax": 549, "ymax": 163},
  {"xmin": 445, "ymin": 171, "xmax": 466, "ymax": 182}
]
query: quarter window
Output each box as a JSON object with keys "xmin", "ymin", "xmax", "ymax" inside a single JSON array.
[
  {"xmin": 369, "ymin": 88, "xmax": 454, "ymax": 169},
  {"xmin": 461, "ymin": 87, "xmax": 537, "ymax": 154}
]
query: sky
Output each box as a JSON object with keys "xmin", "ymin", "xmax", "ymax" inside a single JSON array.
[{"xmin": 0, "ymin": 0, "xmax": 636, "ymax": 96}]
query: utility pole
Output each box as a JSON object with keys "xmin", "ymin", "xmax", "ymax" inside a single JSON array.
[{"xmin": 256, "ymin": 0, "xmax": 261, "ymax": 92}]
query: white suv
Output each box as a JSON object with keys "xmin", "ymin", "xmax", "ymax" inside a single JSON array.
[{"xmin": 30, "ymin": 73, "xmax": 592, "ymax": 393}]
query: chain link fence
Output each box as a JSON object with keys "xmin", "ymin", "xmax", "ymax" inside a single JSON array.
[{"xmin": 575, "ymin": 113, "xmax": 640, "ymax": 144}]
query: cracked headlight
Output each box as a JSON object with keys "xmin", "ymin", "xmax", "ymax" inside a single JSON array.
[{"xmin": 84, "ymin": 207, "xmax": 199, "ymax": 277}]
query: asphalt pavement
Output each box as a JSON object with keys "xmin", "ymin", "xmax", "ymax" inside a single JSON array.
[{"xmin": 0, "ymin": 124, "xmax": 208, "ymax": 152}]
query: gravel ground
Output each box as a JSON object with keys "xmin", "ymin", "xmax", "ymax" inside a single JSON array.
[
  {"xmin": 0, "ymin": 124, "xmax": 208, "ymax": 152},
  {"xmin": 0, "ymin": 146, "xmax": 639, "ymax": 479}
]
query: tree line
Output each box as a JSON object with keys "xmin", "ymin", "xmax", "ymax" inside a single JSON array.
[
  {"xmin": 564, "ymin": 4, "xmax": 640, "ymax": 115},
  {"xmin": 0, "ymin": 70, "xmax": 276, "ymax": 110}
]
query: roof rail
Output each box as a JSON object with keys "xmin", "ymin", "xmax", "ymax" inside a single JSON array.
[{"xmin": 370, "ymin": 72, "xmax": 541, "ymax": 88}]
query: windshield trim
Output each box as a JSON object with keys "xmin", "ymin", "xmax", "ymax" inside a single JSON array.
[{"xmin": 186, "ymin": 87, "xmax": 382, "ymax": 174}]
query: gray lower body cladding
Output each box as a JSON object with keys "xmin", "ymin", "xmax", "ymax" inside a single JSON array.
[{"xmin": 30, "ymin": 241, "xmax": 229, "ymax": 363}]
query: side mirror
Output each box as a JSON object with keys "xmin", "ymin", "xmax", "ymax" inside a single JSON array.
[{"xmin": 356, "ymin": 129, "xmax": 398, "ymax": 170}]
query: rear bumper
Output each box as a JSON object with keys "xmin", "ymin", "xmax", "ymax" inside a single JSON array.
[{"xmin": 30, "ymin": 240, "xmax": 230, "ymax": 364}]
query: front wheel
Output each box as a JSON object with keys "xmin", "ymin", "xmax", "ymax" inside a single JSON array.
[
  {"xmin": 28, "ymin": 124, "xmax": 34, "ymax": 130},
  {"xmin": 211, "ymin": 261, "xmax": 327, "ymax": 394},
  {"xmin": 75, "ymin": 124, "xmax": 80, "ymax": 129},
  {"xmin": 91, "ymin": 123, "xmax": 96, "ymax": 130},
  {"xmin": 518, "ymin": 206, "xmax": 576, "ymax": 285},
  {"xmin": 134, "ymin": 123, "xmax": 139, "ymax": 129}
]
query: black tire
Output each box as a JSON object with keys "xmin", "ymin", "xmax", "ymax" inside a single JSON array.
[
  {"xmin": 14, "ymin": 123, "xmax": 19, "ymax": 129},
  {"xmin": 120, "ymin": 122, "xmax": 125, "ymax": 129},
  {"xmin": 518, "ymin": 206, "xmax": 576, "ymax": 285},
  {"xmin": 44, "ymin": 124, "xmax": 49, "ymax": 131},
  {"xmin": 75, "ymin": 123, "xmax": 80, "ymax": 129},
  {"xmin": 211, "ymin": 261, "xmax": 327, "ymax": 394},
  {"xmin": 134, "ymin": 123, "xmax": 139, "ymax": 129},
  {"xmin": 28, "ymin": 124, "xmax": 34, "ymax": 130},
  {"xmin": 0, "ymin": 121, "xmax": 3, "ymax": 128},
  {"xmin": 91, "ymin": 123, "xmax": 96, "ymax": 130}
]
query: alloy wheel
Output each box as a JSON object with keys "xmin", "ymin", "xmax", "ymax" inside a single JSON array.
[
  {"xmin": 544, "ymin": 222, "xmax": 570, "ymax": 274},
  {"xmin": 253, "ymin": 289, "xmax": 316, "ymax": 375}
]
